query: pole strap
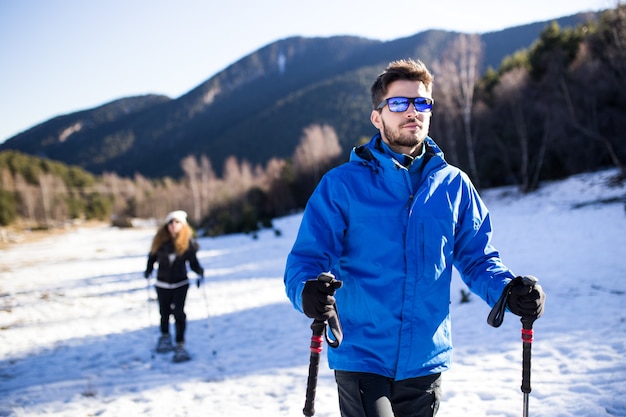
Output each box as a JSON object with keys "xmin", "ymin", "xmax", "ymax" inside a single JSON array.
[
  {"xmin": 487, "ymin": 279, "xmax": 517, "ymax": 327},
  {"xmin": 324, "ymin": 308, "xmax": 343, "ymax": 348},
  {"xmin": 317, "ymin": 272, "xmax": 343, "ymax": 348}
]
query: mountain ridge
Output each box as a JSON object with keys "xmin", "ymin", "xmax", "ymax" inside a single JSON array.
[{"xmin": 0, "ymin": 12, "xmax": 598, "ymax": 178}]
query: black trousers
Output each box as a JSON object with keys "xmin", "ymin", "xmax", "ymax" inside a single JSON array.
[
  {"xmin": 156, "ymin": 284, "xmax": 189, "ymax": 343},
  {"xmin": 334, "ymin": 371, "xmax": 441, "ymax": 417}
]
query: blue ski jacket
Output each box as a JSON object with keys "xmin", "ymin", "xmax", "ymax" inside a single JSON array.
[{"xmin": 284, "ymin": 134, "xmax": 515, "ymax": 380}]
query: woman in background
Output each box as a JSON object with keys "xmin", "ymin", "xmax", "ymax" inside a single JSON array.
[{"xmin": 144, "ymin": 210, "xmax": 204, "ymax": 363}]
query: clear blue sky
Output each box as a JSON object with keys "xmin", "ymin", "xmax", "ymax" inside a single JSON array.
[{"xmin": 0, "ymin": 0, "xmax": 610, "ymax": 143}]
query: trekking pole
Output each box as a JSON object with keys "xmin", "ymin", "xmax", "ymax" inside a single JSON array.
[
  {"xmin": 520, "ymin": 276, "xmax": 539, "ymax": 417},
  {"xmin": 145, "ymin": 277, "xmax": 155, "ymax": 359},
  {"xmin": 521, "ymin": 315, "xmax": 534, "ymax": 417},
  {"xmin": 303, "ymin": 272, "xmax": 343, "ymax": 417},
  {"xmin": 487, "ymin": 275, "xmax": 539, "ymax": 417},
  {"xmin": 303, "ymin": 319, "xmax": 325, "ymax": 417},
  {"xmin": 200, "ymin": 280, "xmax": 217, "ymax": 356}
]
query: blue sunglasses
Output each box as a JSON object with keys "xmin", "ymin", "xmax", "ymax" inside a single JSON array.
[{"xmin": 377, "ymin": 96, "xmax": 434, "ymax": 113}]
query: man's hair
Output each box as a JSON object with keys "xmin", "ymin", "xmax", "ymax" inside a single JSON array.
[{"xmin": 370, "ymin": 59, "xmax": 434, "ymax": 109}]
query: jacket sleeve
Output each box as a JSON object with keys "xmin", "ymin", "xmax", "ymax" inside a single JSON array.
[
  {"xmin": 453, "ymin": 175, "xmax": 515, "ymax": 306},
  {"xmin": 187, "ymin": 240, "xmax": 204, "ymax": 277},
  {"xmin": 145, "ymin": 253, "xmax": 157, "ymax": 275},
  {"xmin": 284, "ymin": 175, "xmax": 346, "ymax": 313}
]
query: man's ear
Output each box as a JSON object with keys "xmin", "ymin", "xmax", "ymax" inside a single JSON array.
[{"xmin": 370, "ymin": 110, "xmax": 382, "ymax": 130}]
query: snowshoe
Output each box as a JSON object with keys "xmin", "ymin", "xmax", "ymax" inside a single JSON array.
[
  {"xmin": 156, "ymin": 334, "xmax": 173, "ymax": 353},
  {"xmin": 173, "ymin": 343, "xmax": 191, "ymax": 363}
]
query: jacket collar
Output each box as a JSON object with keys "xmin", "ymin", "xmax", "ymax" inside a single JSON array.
[{"xmin": 351, "ymin": 134, "xmax": 442, "ymax": 170}]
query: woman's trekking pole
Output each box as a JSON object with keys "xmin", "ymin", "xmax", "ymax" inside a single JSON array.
[
  {"xmin": 145, "ymin": 277, "xmax": 155, "ymax": 359},
  {"xmin": 302, "ymin": 272, "xmax": 343, "ymax": 417},
  {"xmin": 200, "ymin": 281, "xmax": 217, "ymax": 356}
]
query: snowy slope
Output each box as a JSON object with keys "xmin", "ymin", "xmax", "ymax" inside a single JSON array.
[{"xmin": 0, "ymin": 169, "xmax": 625, "ymax": 417}]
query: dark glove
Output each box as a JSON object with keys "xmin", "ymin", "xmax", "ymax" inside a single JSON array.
[
  {"xmin": 302, "ymin": 273, "xmax": 343, "ymax": 321},
  {"xmin": 507, "ymin": 276, "xmax": 546, "ymax": 319},
  {"xmin": 143, "ymin": 270, "xmax": 151, "ymax": 279},
  {"xmin": 196, "ymin": 276, "xmax": 204, "ymax": 288}
]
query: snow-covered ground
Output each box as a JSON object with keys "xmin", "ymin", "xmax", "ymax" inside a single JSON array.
[{"xmin": 1, "ymin": 169, "xmax": 625, "ymax": 417}]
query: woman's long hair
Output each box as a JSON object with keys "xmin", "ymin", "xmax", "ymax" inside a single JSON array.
[{"xmin": 149, "ymin": 222, "xmax": 192, "ymax": 256}]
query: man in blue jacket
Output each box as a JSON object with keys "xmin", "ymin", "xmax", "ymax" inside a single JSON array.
[{"xmin": 284, "ymin": 58, "xmax": 545, "ymax": 417}]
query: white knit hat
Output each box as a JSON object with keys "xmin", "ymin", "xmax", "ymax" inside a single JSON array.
[{"xmin": 164, "ymin": 210, "xmax": 188, "ymax": 225}]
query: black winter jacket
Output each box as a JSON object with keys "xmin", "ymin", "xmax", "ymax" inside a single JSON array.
[{"xmin": 146, "ymin": 239, "xmax": 204, "ymax": 286}]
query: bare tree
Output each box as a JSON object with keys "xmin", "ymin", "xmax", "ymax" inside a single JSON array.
[
  {"xmin": 199, "ymin": 155, "xmax": 217, "ymax": 216},
  {"xmin": 264, "ymin": 157, "xmax": 294, "ymax": 215},
  {"xmin": 437, "ymin": 34, "xmax": 484, "ymax": 187},
  {"xmin": 601, "ymin": 3, "xmax": 626, "ymax": 88},
  {"xmin": 39, "ymin": 173, "xmax": 56, "ymax": 226},
  {"xmin": 222, "ymin": 156, "xmax": 247, "ymax": 202},
  {"xmin": 0, "ymin": 167, "xmax": 13, "ymax": 192},
  {"xmin": 14, "ymin": 173, "xmax": 36, "ymax": 222},
  {"xmin": 239, "ymin": 159, "xmax": 255, "ymax": 192},
  {"xmin": 133, "ymin": 173, "xmax": 163, "ymax": 219},
  {"xmin": 181, "ymin": 155, "xmax": 202, "ymax": 223},
  {"xmin": 493, "ymin": 68, "xmax": 531, "ymax": 190},
  {"xmin": 569, "ymin": 4, "xmax": 626, "ymax": 178},
  {"xmin": 430, "ymin": 59, "xmax": 462, "ymax": 165},
  {"xmin": 560, "ymin": 78, "xmax": 625, "ymax": 178},
  {"xmin": 293, "ymin": 124, "xmax": 342, "ymax": 182},
  {"xmin": 100, "ymin": 172, "xmax": 131, "ymax": 216}
]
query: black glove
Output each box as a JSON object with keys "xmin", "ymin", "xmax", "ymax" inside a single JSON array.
[
  {"xmin": 302, "ymin": 274, "xmax": 343, "ymax": 321},
  {"xmin": 507, "ymin": 276, "xmax": 546, "ymax": 319},
  {"xmin": 196, "ymin": 276, "xmax": 204, "ymax": 288},
  {"xmin": 143, "ymin": 270, "xmax": 151, "ymax": 279}
]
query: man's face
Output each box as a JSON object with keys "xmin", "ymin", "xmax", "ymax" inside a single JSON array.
[{"xmin": 370, "ymin": 79, "xmax": 432, "ymax": 156}]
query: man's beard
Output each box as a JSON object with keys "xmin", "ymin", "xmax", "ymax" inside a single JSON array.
[{"xmin": 382, "ymin": 119, "xmax": 424, "ymax": 150}]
